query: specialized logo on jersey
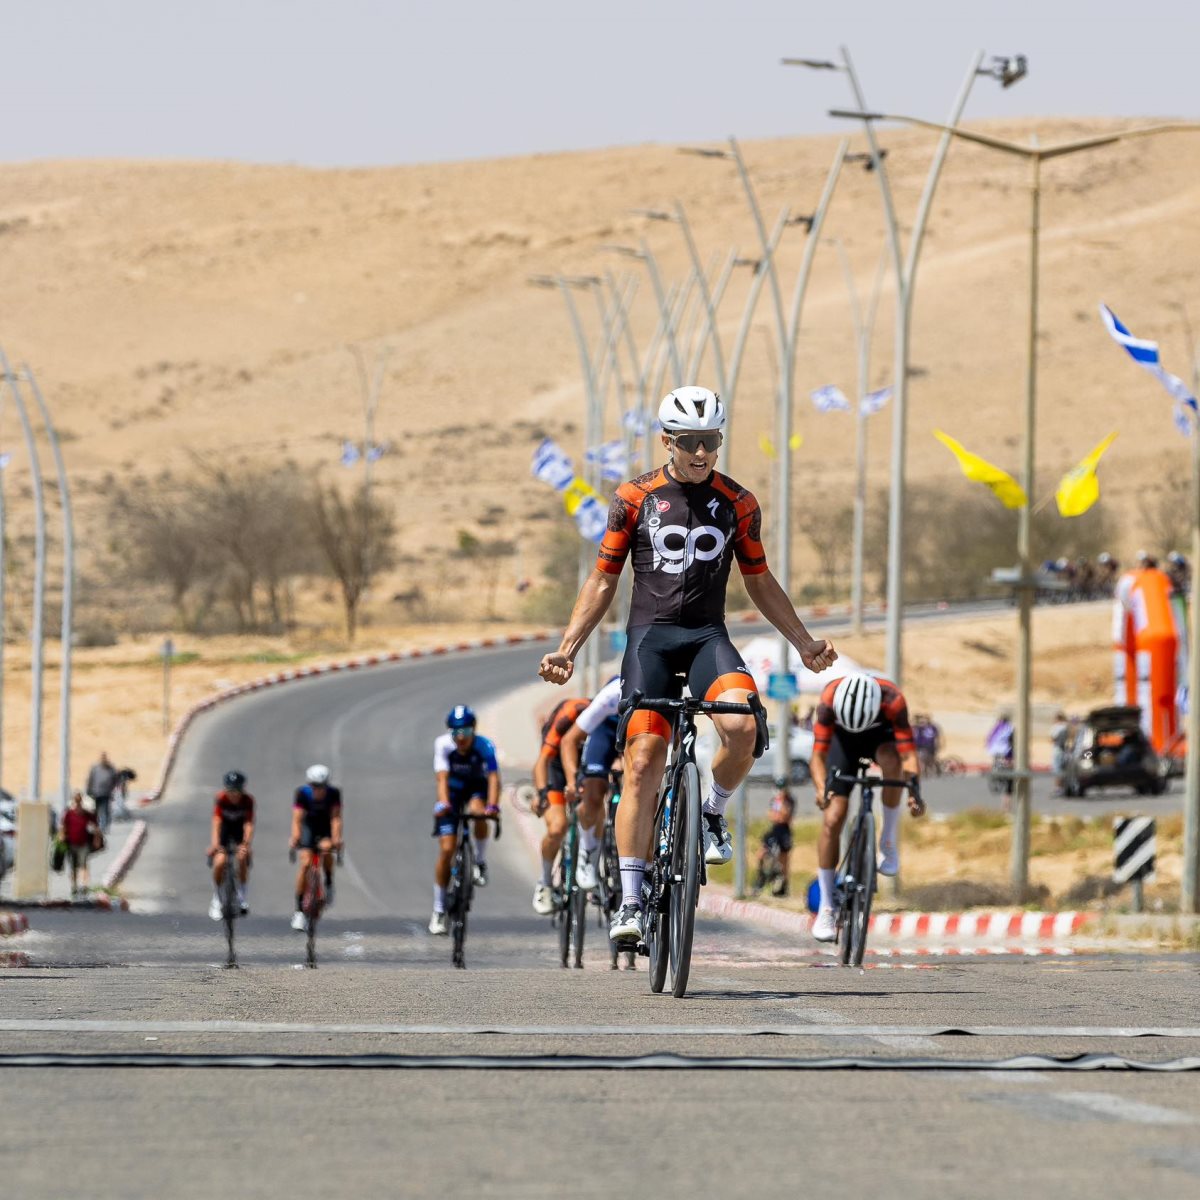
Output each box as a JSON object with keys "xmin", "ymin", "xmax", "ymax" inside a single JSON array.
[
  {"xmin": 706, "ymin": 498, "xmax": 720, "ymax": 518},
  {"xmin": 650, "ymin": 524, "xmax": 727, "ymax": 574}
]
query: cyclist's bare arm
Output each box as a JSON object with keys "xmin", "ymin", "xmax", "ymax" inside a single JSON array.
[
  {"xmin": 897, "ymin": 746, "xmax": 925, "ymax": 815},
  {"xmin": 241, "ymin": 819, "xmax": 254, "ymax": 852},
  {"xmin": 486, "ymin": 771, "xmax": 500, "ymax": 809},
  {"xmin": 331, "ymin": 810, "xmax": 343, "ymax": 849},
  {"xmin": 810, "ymin": 747, "xmax": 830, "ymax": 808},
  {"xmin": 209, "ymin": 811, "xmax": 222, "ymax": 855},
  {"xmin": 288, "ymin": 808, "xmax": 302, "ymax": 849},
  {"xmin": 743, "ymin": 571, "xmax": 837, "ymax": 671},
  {"xmin": 560, "ymin": 722, "xmax": 586, "ymax": 789},
  {"xmin": 436, "ymin": 770, "xmax": 451, "ymax": 808},
  {"xmin": 538, "ymin": 570, "xmax": 619, "ymax": 684}
]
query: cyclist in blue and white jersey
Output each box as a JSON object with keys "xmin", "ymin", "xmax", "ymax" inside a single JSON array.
[
  {"xmin": 429, "ymin": 705, "xmax": 501, "ymax": 935},
  {"xmin": 558, "ymin": 675, "xmax": 622, "ymax": 891}
]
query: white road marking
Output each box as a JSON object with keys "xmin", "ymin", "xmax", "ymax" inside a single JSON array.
[{"xmin": 1052, "ymin": 1091, "xmax": 1197, "ymax": 1125}]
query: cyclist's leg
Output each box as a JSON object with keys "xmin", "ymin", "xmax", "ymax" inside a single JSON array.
[
  {"xmin": 433, "ymin": 796, "xmax": 458, "ymax": 915},
  {"xmin": 874, "ymin": 740, "xmax": 904, "ymax": 873},
  {"xmin": 578, "ymin": 718, "xmax": 617, "ymax": 852},
  {"xmin": 614, "ymin": 626, "xmax": 678, "ymax": 918},
  {"xmin": 466, "ymin": 794, "xmax": 489, "ymax": 867},
  {"xmin": 211, "ymin": 847, "xmax": 228, "ymax": 888},
  {"xmin": 294, "ymin": 824, "xmax": 316, "ymax": 910},
  {"xmin": 317, "ymin": 836, "xmax": 335, "ymax": 886},
  {"xmin": 815, "ymin": 735, "xmax": 856, "ymax": 920},
  {"xmin": 539, "ymin": 762, "xmax": 568, "ymax": 886}
]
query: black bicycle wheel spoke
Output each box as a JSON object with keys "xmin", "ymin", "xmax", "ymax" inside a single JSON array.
[
  {"xmin": 851, "ymin": 810, "xmax": 876, "ymax": 967},
  {"xmin": 571, "ymin": 883, "xmax": 586, "ymax": 968}
]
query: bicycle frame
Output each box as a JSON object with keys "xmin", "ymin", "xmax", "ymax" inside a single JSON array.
[{"xmin": 446, "ymin": 809, "xmax": 500, "ymax": 969}]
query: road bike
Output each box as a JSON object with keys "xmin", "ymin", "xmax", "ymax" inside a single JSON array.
[
  {"xmin": 445, "ymin": 809, "xmax": 500, "ymax": 969},
  {"xmin": 553, "ymin": 796, "xmax": 587, "ymax": 969},
  {"xmin": 616, "ymin": 689, "xmax": 768, "ymax": 998},
  {"xmin": 206, "ymin": 841, "xmax": 245, "ymax": 968},
  {"xmin": 827, "ymin": 761, "xmax": 918, "ymax": 967},
  {"xmin": 289, "ymin": 843, "xmax": 343, "ymax": 968},
  {"xmin": 594, "ymin": 782, "xmax": 635, "ymax": 970}
]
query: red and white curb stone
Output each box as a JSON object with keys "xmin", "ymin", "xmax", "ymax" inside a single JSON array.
[
  {"xmin": 0, "ymin": 912, "xmax": 29, "ymax": 936},
  {"xmin": 141, "ymin": 631, "xmax": 558, "ymax": 805}
]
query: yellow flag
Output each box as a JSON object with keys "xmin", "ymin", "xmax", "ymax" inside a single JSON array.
[
  {"xmin": 933, "ymin": 430, "xmax": 1027, "ymax": 510},
  {"xmin": 562, "ymin": 477, "xmax": 600, "ymax": 516},
  {"xmin": 1055, "ymin": 432, "xmax": 1117, "ymax": 518},
  {"xmin": 758, "ymin": 432, "xmax": 802, "ymax": 459}
]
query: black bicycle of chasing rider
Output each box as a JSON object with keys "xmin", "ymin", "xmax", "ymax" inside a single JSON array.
[
  {"xmin": 206, "ymin": 841, "xmax": 243, "ymax": 969},
  {"xmin": 616, "ymin": 689, "xmax": 768, "ymax": 998},
  {"xmin": 445, "ymin": 808, "xmax": 501, "ymax": 969},
  {"xmin": 827, "ymin": 760, "xmax": 918, "ymax": 967}
]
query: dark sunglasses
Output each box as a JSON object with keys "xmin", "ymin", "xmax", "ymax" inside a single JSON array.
[
  {"xmin": 452, "ymin": 726, "xmax": 476, "ymax": 738},
  {"xmin": 670, "ymin": 431, "xmax": 723, "ymax": 454}
]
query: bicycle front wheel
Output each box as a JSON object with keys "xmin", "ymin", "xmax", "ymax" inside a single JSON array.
[
  {"xmin": 849, "ymin": 810, "xmax": 876, "ymax": 967},
  {"xmin": 668, "ymin": 762, "xmax": 702, "ymax": 999},
  {"xmin": 646, "ymin": 790, "xmax": 672, "ymax": 994},
  {"xmin": 571, "ymin": 882, "xmax": 586, "ymax": 968},
  {"xmin": 452, "ymin": 840, "xmax": 474, "ymax": 969}
]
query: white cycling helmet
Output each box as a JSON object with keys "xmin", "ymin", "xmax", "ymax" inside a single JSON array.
[
  {"xmin": 832, "ymin": 673, "xmax": 882, "ymax": 733},
  {"xmin": 658, "ymin": 386, "xmax": 726, "ymax": 433},
  {"xmin": 306, "ymin": 764, "xmax": 330, "ymax": 785}
]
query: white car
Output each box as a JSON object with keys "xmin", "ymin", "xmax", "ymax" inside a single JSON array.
[
  {"xmin": 747, "ymin": 726, "xmax": 815, "ymax": 785},
  {"xmin": 0, "ymin": 792, "xmax": 15, "ymax": 887}
]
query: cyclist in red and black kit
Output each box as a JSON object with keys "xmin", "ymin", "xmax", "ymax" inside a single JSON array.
[
  {"xmin": 809, "ymin": 672, "xmax": 926, "ymax": 942},
  {"xmin": 208, "ymin": 770, "xmax": 254, "ymax": 920},
  {"xmin": 531, "ymin": 695, "xmax": 590, "ymax": 914},
  {"xmin": 539, "ymin": 386, "xmax": 836, "ymax": 946}
]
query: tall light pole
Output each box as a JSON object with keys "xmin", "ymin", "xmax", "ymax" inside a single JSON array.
[
  {"xmin": 681, "ymin": 138, "xmax": 849, "ymax": 783},
  {"xmin": 23, "ymin": 367, "xmax": 74, "ymax": 811},
  {"xmin": 0, "ymin": 349, "xmax": 46, "ymax": 803},
  {"xmin": 836, "ymin": 112, "xmax": 1200, "ymax": 896},
  {"xmin": 791, "ymin": 49, "xmax": 1020, "ymax": 684}
]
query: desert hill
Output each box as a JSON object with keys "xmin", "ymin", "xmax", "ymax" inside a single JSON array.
[{"xmin": 1, "ymin": 119, "xmax": 1198, "ymax": 630}]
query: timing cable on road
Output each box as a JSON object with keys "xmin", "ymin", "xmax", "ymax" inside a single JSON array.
[{"xmin": 1, "ymin": 1051, "xmax": 1199, "ymax": 1072}]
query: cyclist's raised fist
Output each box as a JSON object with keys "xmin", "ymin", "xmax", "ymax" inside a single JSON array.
[
  {"xmin": 538, "ymin": 651, "xmax": 574, "ymax": 685},
  {"xmin": 800, "ymin": 638, "xmax": 837, "ymax": 673}
]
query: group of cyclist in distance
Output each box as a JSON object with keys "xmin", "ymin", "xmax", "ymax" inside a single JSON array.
[{"xmin": 207, "ymin": 384, "xmax": 925, "ymax": 954}]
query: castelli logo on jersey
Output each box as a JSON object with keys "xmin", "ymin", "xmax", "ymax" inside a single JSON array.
[
  {"xmin": 651, "ymin": 524, "xmax": 727, "ymax": 574},
  {"xmin": 656, "ymin": 499, "xmax": 671, "ymax": 513}
]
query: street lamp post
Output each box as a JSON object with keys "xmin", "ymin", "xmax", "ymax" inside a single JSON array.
[
  {"xmin": 1180, "ymin": 320, "xmax": 1200, "ymax": 911},
  {"xmin": 792, "ymin": 49, "xmax": 1016, "ymax": 684},
  {"xmin": 832, "ymin": 111, "xmax": 1200, "ymax": 895}
]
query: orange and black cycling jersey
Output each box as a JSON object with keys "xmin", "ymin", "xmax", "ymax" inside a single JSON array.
[
  {"xmin": 213, "ymin": 790, "xmax": 254, "ymax": 828},
  {"xmin": 596, "ymin": 466, "xmax": 768, "ymax": 628},
  {"xmin": 539, "ymin": 697, "xmax": 590, "ymax": 762},
  {"xmin": 812, "ymin": 677, "xmax": 916, "ymax": 754}
]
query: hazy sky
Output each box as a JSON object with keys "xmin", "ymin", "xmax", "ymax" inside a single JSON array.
[{"xmin": 4, "ymin": 0, "xmax": 1199, "ymax": 167}]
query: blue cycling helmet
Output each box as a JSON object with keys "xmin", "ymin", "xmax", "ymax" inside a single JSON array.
[{"xmin": 447, "ymin": 704, "xmax": 476, "ymax": 730}]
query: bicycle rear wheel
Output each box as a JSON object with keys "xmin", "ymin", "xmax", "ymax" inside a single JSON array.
[
  {"xmin": 848, "ymin": 810, "xmax": 876, "ymax": 967},
  {"xmin": 668, "ymin": 762, "xmax": 702, "ymax": 999},
  {"xmin": 452, "ymin": 839, "xmax": 474, "ymax": 969},
  {"xmin": 570, "ymin": 882, "xmax": 586, "ymax": 968},
  {"xmin": 221, "ymin": 869, "xmax": 238, "ymax": 968},
  {"xmin": 302, "ymin": 864, "xmax": 322, "ymax": 968},
  {"xmin": 558, "ymin": 825, "xmax": 576, "ymax": 968}
]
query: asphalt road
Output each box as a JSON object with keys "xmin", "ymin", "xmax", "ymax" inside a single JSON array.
[{"xmin": 4, "ymin": 627, "xmax": 1200, "ymax": 1198}]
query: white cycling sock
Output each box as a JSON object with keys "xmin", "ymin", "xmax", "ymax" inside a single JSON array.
[
  {"xmin": 540, "ymin": 857, "xmax": 554, "ymax": 887},
  {"xmin": 881, "ymin": 803, "xmax": 901, "ymax": 849},
  {"xmin": 579, "ymin": 824, "xmax": 599, "ymax": 853},
  {"xmin": 619, "ymin": 857, "xmax": 646, "ymax": 908},
  {"xmin": 474, "ymin": 838, "xmax": 488, "ymax": 864},
  {"xmin": 818, "ymin": 868, "xmax": 837, "ymax": 910},
  {"xmin": 433, "ymin": 884, "xmax": 446, "ymax": 914},
  {"xmin": 703, "ymin": 779, "xmax": 734, "ymax": 817}
]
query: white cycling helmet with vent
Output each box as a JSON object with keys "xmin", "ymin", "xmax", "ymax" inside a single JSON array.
[
  {"xmin": 832, "ymin": 673, "xmax": 882, "ymax": 733},
  {"xmin": 306, "ymin": 764, "xmax": 330, "ymax": 785},
  {"xmin": 658, "ymin": 386, "xmax": 726, "ymax": 433}
]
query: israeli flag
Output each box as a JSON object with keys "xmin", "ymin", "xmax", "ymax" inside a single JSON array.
[
  {"xmin": 365, "ymin": 441, "xmax": 390, "ymax": 463},
  {"xmin": 340, "ymin": 439, "xmax": 361, "ymax": 467},
  {"xmin": 574, "ymin": 495, "xmax": 608, "ymax": 543},
  {"xmin": 1174, "ymin": 403, "xmax": 1193, "ymax": 438},
  {"xmin": 1100, "ymin": 303, "xmax": 1198, "ymax": 416},
  {"xmin": 531, "ymin": 438, "xmax": 575, "ymax": 490},
  {"xmin": 623, "ymin": 410, "xmax": 663, "ymax": 434},
  {"xmin": 586, "ymin": 439, "xmax": 633, "ymax": 481},
  {"xmin": 861, "ymin": 386, "xmax": 892, "ymax": 415},
  {"xmin": 811, "ymin": 385, "xmax": 850, "ymax": 413}
]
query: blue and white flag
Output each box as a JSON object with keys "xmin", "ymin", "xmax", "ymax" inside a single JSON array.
[
  {"xmin": 861, "ymin": 386, "xmax": 892, "ymax": 416},
  {"xmin": 531, "ymin": 437, "xmax": 576, "ymax": 490},
  {"xmin": 574, "ymin": 496, "xmax": 608, "ymax": 543},
  {"xmin": 1099, "ymin": 303, "xmax": 1198, "ymax": 417},
  {"xmin": 1174, "ymin": 403, "xmax": 1193, "ymax": 438},
  {"xmin": 340, "ymin": 439, "xmax": 361, "ymax": 467},
  {"xmin": 0, "ymin": 452, "xmax": 10, "ymax": 470},
  {"xmin": 623, "ymin": 410, "xmax": 663, "ymax": 435},
  {"xmin": 811, "ymin": 385, "xmax": 850, "ymax": 413},
  {"xmin": 365, "ymin": 441, "xmax": 390, "ymax": 463},
  {"xmin": 586, "ymin": 439, "xmax": 635, "ymax": 481}
]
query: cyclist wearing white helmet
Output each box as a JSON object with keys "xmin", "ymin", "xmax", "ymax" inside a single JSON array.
[
  {"xmin": 288, "ymin": 764, "xmax": 343, "ymax": 931},
  {"xmin": 809, "ymin": 672, "xmax": 925, "ymax": 942},
  {"xmin": 539, "ymin": 385, "xmax": 837, "ymax": 947}
]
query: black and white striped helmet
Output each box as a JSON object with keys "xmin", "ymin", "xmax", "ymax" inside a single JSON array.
[{"xmin": 832, "ymin": 673, "xmax": 882, "ymax": 733}]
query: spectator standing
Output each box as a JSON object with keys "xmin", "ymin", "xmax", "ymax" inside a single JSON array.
[
  {"xmin": 1050, "ymin": 710, "xmax": 1072, "ymax": 793},
  {"xmin": 61, "ymin": 791, "xmax": 97, "ymax": 897},
  {"xmin": 755, "ymin": 779, "xmax": 796, "ymax": 897},
  {"xmin": 86, "ymin": 752, "xmax": 118, "ymax": 832},
  {"xmin": 986, "ymin": 711, "xmax": 1015, "ymax": 803}
]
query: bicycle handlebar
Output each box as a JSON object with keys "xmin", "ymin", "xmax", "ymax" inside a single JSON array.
[
  {"xmin": 615, "ymin": 688, "xmax": 770, "ymax": 759},
  {"xmin": 828, "ymin": 769, "xmax": 918, "ymax": 792}
]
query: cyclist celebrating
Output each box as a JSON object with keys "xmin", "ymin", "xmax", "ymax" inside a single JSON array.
[
  {"xmin": 208, "ymin": 770, "xmax": 254, "ymax": 920},
  {"xmin": 558, "ymin": 675, "xmax": 622, "ymax": 894},
  {"xmin": 431, "ymin": 705, "xmax": 500, "ymax": 935},
  {"xmin": 531, "ymin": 695, "xmax": 590, "ymax": 914},
  {"xmin": 538, "ymin": 386, "xmax": 836, "ymax": 946},
  {"xmin": 289, "ymin": 764, "xmax": 343, "ymax": 932},
  {"xmin": 809, "ymin": 672, "xmax": 925, "ymax": 942}
]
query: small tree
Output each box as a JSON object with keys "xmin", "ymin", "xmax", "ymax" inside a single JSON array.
[
  {"xmin": 308, "ymin": 482, "xmax": 396, "ymax": 639},
  {"xmin": 454, "ymin": 529, "xmax": 517, "ymax": 620}
]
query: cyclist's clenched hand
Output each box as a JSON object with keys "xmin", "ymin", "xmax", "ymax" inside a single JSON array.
[
  {"xmin": 814, "ymin": 788, "xmax": 833, "ymax": 812},
  {"xmin": 800, "ymin": 638, "xmax": 837, "ymax": 673},
  {"xmin": 538, "ymin": 651, "xmax": 574, "ymax": 684},
  {"xmin": 906, "ymin": 777, "xmax": 926, "ymax": 818}
]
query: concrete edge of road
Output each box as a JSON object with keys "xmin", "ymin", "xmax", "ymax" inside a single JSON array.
[
  {"xmin": 0, "ymin": 911, "xmax": 29, "ymax": 936},
  {"xmin": 102, "ymin": 820, "xmax": 148, "ymax": 892},
  {"xmin": 1, "ymin": 893, "xmax": 129, "ymax": 913}
]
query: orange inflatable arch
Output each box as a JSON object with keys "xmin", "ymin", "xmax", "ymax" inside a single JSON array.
[{"xmin": 1112, "ymin": 567, "xmax": 1181, "ymax": 752}]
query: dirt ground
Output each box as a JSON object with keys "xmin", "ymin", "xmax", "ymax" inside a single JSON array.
[{"xmin": 0, "ymin": 600, "xmax": 1113, "ymax": 802}]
